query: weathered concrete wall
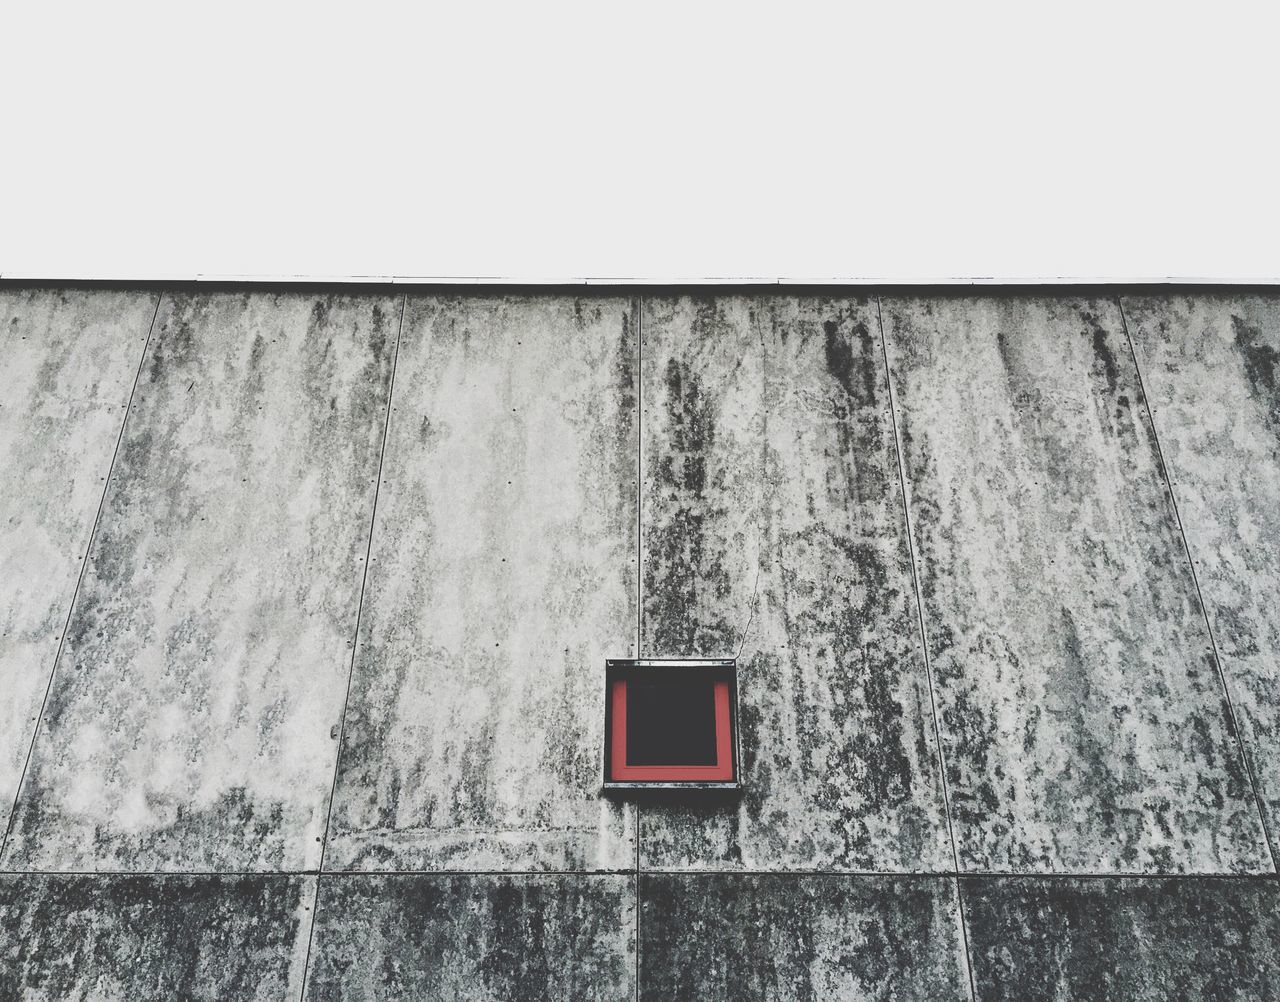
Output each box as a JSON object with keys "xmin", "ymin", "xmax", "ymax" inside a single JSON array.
[
  {"xmin": 0, "ymin": 873, "xmax": 313, "ymax": 1000},
  {"xmin": 0, "ymin": 286, "xmax": 1278, "ymax": 999},
  {"xmin": 1125, "ymin": 296, "xmax": 1280, "ymax": 857},
  {"xmin": 305, "ymin": 874, "xmax": 635, "ymax": 1000},
  {"xmin": 639, "ymin": 874, "xmax": 968, "ymax": 1001},
  {"xmin": 0, "ymin": 290, "xmax": 155, "ymax": 837},
  {"xmin": 324, "ymin": 296, "xmax": 637, "ymax": 873},
  {"xmin": 639, "ymin": 297, "xmax": 950, "ymax": 873},
  {"xmin": 880, "ymin": 297, "xmax": 1266, "ymax": 873},
  {"xmin": 963, "ymin": 876, "xmax": 1280, "ymax": 1001},
  {"xmin": 5, "ymin": 292, "xmax": 398, "ymax": 872}
]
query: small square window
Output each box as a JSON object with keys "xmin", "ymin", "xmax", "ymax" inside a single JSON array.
[{"xmin": 603, "ymin": 659, "xmax": 741, "ymax": 790}]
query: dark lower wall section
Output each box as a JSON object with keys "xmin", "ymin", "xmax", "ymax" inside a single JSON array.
[
  {"xmin": 964, "ymin": 876, "xmax": 1280, "ymax": 1001},
  {"xmin": 303, "ymin": 874, "xmax": 635, "ymax": 1002},
  {"xmin": 0, "ymin": 873, "xmax": 313, "ymax": 1001},
  {"xmin": 639, "ymin": 874, "xmax": 969, "ymax": 1002},
  {"xmin": 5, "ymin": 872, "xmax": 1280, "ymax": 1000}
]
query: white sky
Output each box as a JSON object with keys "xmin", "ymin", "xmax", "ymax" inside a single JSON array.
[{"xmin": 3, "ymin": 2, "xmax": 1278, "ymax": 283}]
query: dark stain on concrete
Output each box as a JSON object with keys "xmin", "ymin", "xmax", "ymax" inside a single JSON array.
[
  {"xmin": 822, "ymin": 317, "xmax": 859, "ymax": 403},
  {"xmin": 647, "ymin": 350, "xmax": 732, "ymax": 656},
  {"xmin": 964, "ymin": 876, "xmax": 1280, "ymax": 1001},
  {"xmin": 1233, "ymin": 314, "xmax": 1280, "ymax": 427},
  {"xmin": 1091, "ymin": 313, "xmax": 1121, "ymax": 395},
  {"xmin": 616, "ymin": 303, "xmax": 638, "ymax": 482}
]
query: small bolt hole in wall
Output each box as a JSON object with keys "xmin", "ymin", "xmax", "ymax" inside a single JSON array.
[{"xmin": 603, "ymin": 660, "xmax": 741, "ymax": 791}]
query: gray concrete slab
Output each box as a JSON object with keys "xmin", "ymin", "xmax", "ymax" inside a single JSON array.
[
  {"xmin": 880, "ymin": 295, "xmax": 1269, "ymax": 873},
  {"xmin": 324, "ymin": 295, "xmax": 637, "ymax": 872},
  {"xmin": 1125, "ymin": 294, "xmax": 1280, "ymax": 862},
  {"xmin": 0, "ymin": 872, "xmax": 314, "ymax": 1000},
  {"xmin": 638, "ymin": 296, "xmax": 951, "ymax": 872},
  {"xmin": 0, "ymin": 289, "xmax": 154, "ymax": 838},
  {"xmin": 963, "ymin": 875, "xmax": 1280, "ymax": 1000},
  {"xmin": 303, "ymin": 873, "xmax": 635, "ymax": 1001},
  {"xmin": 639, "ymin": 873, "xmax": 969, "ymax": 1001},
  {"xmin": 2, "ymin": 291, "xmax": 397, "ymax": 871}
]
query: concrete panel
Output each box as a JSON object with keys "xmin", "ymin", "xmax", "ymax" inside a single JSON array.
[
  {"xmin": 0, "ymin": 872, "xmax": 314, "ymax": 1001},
  {"xmin": 639, "ymin": 874, "xmax": 969, "ymax": 1002},
  {"xmin": 324, "ymin": 295, "xmax": 637, "ymax": 871},
  {"xmin": 963, "ymin": 876, "xmax": 1280, "ymax": 1000},
  {"xmin": 303, "ymin": 873, "xmax": 635, "ymax": 1001},
  {"xmin": 1125, "ymin": 294, "xmax": 1280, "ymax": 861},
  {"xmin": 880, "ymin": 296, "xmax": 1269, "ymax": 873},
  {"xmin": 0, "ymin": 289, "xmax": 153, "ymax": 837},
  {"xmin": 2, "ymin": 292, "xmax": 397, "ymax": 871},
  {"xmin": 639, "ymin": 296, "xmax": 950, "ymax": 872}
]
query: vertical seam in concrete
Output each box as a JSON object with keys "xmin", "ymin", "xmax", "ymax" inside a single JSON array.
[
  {"xmin": 636, "ymin": 295, "xmax": 644, "ymax": 659},
  {"xmin": 634, "ymin": 294, "xmax": 643, "ymax": 1002},
  {"xmin": 1117, "ymin": 296, "xmax": 1279, "ymax": 874},
  {"xmin": 875, "ymin": 296, "xmax": 978, "ymax": 1002},
  {"xmin": 0, "ymin": 291, "xmax": 162, "ymax": 861},
  {"xmin": 297, "ymin": 292, "xmax": 407, "ymax": 1000}
]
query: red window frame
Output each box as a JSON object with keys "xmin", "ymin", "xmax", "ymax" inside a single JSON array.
[{"xmin": 608, "ymin": 677, "xmax": 735, "ymax": 783}]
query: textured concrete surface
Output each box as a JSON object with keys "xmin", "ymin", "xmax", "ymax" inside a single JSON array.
[
  {"xmin": 2, "ymin": 284, "xmax": 1279, "ymax": 1000},
  {"xmin": 324, "ymin": 295, "xmax": 637, "ymax": 872},
  {"xmin": 303, "ymin": 874, "xmax": 634, "ymax": 1001},
  {"xmin": 0, "ymin": 289, "xmax": 155, "ymax": 836},
  {"xmin": 639, "ymin": 874, "xmax": 969, "ymax": 1001},
  {"xmin": 3, "ymin": 292, "xmax": 397, "ymax": 871},
  {"xmin": 1125, "ymin": 295, "xmax": 1280, "ymax": 862},
  {"xmin": 639, "ymin": 296, "xmax": 950, "ymax": 872},
  {"xmin": 880, "ymin": 295, "xmax": 1268, "ymax": 874},
  {"xmin": 0, "ymin": 873, "xmax": 314, "ymax": 1000},
  {"xmin": 964, "ymin": 876, "xmax": 1280, "ymax": 1000}
]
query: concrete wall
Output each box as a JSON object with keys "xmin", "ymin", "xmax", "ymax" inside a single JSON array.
[{"xmin": 1, "ymin": 286, "xmax": 1278, "ymax": 999}]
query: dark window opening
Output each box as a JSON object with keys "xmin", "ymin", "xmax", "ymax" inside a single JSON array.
[{"xmin": 626, "ymin": 677, "xmax": 718, "ymax": 765}]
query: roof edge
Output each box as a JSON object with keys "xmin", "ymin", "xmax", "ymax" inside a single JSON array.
[{"xmin": 3, "ymin": 277, "xmax": 1279, "ymax": 298}]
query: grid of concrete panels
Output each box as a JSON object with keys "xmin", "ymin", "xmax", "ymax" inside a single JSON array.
[{"xmin": 0, "ymin": 286, "xmax": 1278, "ymax": 999}]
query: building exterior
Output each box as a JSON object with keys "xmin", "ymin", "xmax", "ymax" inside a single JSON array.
[{"xmin": 1, "ymin": 284, "xmax": 1278, "ymax": 999}]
